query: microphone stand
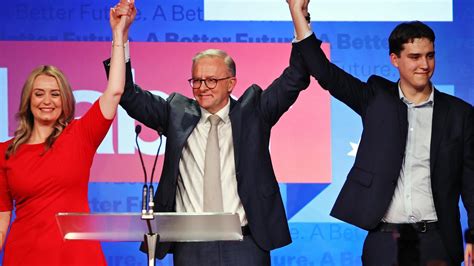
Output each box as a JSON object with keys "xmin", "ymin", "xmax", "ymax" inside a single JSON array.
[{"xmin": 135, "ymin": 125, "xmax": 163, "ymax": 266}]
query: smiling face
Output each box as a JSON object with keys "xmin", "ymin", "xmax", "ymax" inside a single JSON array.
[
  {"xmin": 191, "ymin": 56, "xmax": 236, "ymax": 114},
  {"xmin": 390, "ymin": 37, "xmax": 435, "ymax": 94},
  {"xmin": 30, "ymin": 74, "xmax": 63, "ymax": 127}
]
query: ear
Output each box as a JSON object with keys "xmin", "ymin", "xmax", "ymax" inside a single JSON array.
[
  {"xmin": 390, "ymin": 53, "xmax": 399, "ymax": 68},
  {"xmin": 227, "ymin": 77, "xmax": 237, "ymax": 94}
]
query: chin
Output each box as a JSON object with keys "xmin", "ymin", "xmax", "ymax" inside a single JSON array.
[
  {"xmin": 36, "ymin": 117, "xmax": 60, "ymax": 125},
  {"xmin": 198, "ymin": 100, "xmax": 212, "ymax": 109}
]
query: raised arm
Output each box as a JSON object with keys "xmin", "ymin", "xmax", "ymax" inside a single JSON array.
[
  {"xmin": 287, "ymin": 0, "xmax": 311, "ymax": 40},
  {"xmin": 99, "ymin": 0, "xmax": 136, "ymax": 119},
  {"xmin": 289, "ymin": 0, "xmax": 373, "ymax": 116},
  {"xmin": 102, "ymin": 0, "xmax": 170, "ymax": 133},
  {"xmin": 257, "ymin": 1, "xmax": 313, "ymax": 125}
]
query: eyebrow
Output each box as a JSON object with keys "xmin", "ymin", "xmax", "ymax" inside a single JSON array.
[
  {"xmin": 32, "ymin": 88, "xmax": 61, "ymax": 92},
  {"xmin": 407, "ymin": 51, "xmax": 435, "ymax": 56},
  {"xmin": 192, "ymin": 76, "xmax": 218, "ymax": 79}
]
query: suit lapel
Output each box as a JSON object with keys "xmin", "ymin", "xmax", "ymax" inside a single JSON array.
[
  {"xmin": 393, "ymin": 83, "xmax": 409, "ymax": 145},
  {"xmin": 430, "ymin": 89, "xmax": 449, "ymax": 173},
  {"xmin": 397, "ymin": 100, "xmax": 408, "ymax": 145},
  {"xmin": 229, "ymin": 99, "xmax": 242, "ymax": 175},
  {"xmin": 179, "ymin": 102, "xmax": 201, "ymax": 148}
]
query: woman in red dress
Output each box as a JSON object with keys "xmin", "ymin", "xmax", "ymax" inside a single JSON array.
[{"xmin": 0, "ymin": 1, "xmax": 136, "ymax": 265}]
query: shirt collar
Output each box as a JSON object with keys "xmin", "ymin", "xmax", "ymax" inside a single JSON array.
[
  {"xmin": 199, "ymin": 99, "xmax": 231, "ymax": 124},
  {"xmin": 398, "ymin": 83, "xmax": 434, "ymax": 107}
]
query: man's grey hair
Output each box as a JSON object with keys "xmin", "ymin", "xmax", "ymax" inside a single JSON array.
[{"xmin": 192, "ymin": 49, "xmax": 236, "ymax": 77}]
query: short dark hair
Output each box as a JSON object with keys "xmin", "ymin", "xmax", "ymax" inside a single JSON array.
[{"xmin": 388, "ymin": 21, "xmax": 435, "ymax": 56}]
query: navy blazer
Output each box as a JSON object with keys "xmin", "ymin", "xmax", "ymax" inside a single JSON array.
[
  {"xmin": 294, "ymin": 34, "xmax": 474, "ymax": 263},
  {"xmin": 105, "ymin": 44, "xmax": 310, "ymax": 258}
]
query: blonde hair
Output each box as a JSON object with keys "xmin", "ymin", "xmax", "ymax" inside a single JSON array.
[{"xmin": 5, "ymin": 65, "xmax": 75, "ymax": 159}]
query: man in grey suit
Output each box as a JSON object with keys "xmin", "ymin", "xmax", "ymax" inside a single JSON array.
[
  {"xmin": 106, "ymin": 1, "xmax": 311, "ymax": 265},
  {"xmin": 287, "ymin": 0, "xmax": 474, "ymax": 265}
]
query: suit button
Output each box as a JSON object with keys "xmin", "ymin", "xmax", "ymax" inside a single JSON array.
[{"xmin": 391, "ymin": 180, "xmax": 397, "ymax": 186}]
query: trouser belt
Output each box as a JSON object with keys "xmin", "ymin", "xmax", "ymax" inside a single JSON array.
[{"xmin": 372, "ymin": 221, "xmax": 438, "ymax": 233}]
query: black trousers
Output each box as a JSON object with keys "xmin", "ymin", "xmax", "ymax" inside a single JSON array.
[{"xmin": 362, "ymin": 227, "xmax": 455, "ymax": 266}]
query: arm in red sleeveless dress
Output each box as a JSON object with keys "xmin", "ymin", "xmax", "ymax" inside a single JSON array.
[{"xmin": 72, "ymin": 4, "xmax": 133, "ymax": 151}]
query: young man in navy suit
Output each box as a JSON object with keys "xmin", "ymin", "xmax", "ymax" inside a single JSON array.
[{"xmin": 288, "ymin": 0, "xmax": 474, "ymax": 265}]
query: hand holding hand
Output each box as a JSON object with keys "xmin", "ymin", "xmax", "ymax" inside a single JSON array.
[
  {"xmin": 287, "ymin": 0, "xmax": 309, "ymax": 18},
  {"xmin": 110, "ymin": 0, "xmax": 136, "ymax": 42},
  {"xmin": 287, "ymin": 0, "xmax": 311, "ymax": 40}
]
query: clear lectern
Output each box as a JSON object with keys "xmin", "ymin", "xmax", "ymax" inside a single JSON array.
[{"xmin": 56, "ymin": 212, "xmax": 243, "ymax": 266}]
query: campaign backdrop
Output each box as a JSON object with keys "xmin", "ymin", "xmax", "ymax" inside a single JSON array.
[{"xmin": 1, "ymin": 0, "xmax": 473, "ymax": 265}]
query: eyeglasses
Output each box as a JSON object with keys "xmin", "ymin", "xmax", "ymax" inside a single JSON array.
[{"xmin": 188, "ymin": 77, "xmax": 233, "ymax": 89}]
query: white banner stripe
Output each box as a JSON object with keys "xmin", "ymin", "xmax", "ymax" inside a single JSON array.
[{"xmin": 205, "ymin": 0, "xmax": 453, "ymax": 22}]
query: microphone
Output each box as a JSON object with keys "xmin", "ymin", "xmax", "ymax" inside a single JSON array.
[
  {"xmin": 135, "ymin": 124, "xmax": 163, "ymax": 218},
  {"xmin": 135, "ymin": 125, "xmax": 148, "ymax": 215},
  {"xmin": 135, "ymin": 124, "xmax": 142, "ymax": 134},
  {"xmin": 148, "ymin": 127, "xmax": 163, "ymax": 214},
  {"xmin": 135, "ymin": 125, "xmax": 148, "ymax": 183}
]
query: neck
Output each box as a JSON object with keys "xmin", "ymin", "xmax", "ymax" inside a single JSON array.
[
  {"xmin": 400, "ymin": 83, "xmax": 432, "ymax": 105},
  {"xmin": 28, "ymin": 124, "xmax": 55, "ymax": 144}
]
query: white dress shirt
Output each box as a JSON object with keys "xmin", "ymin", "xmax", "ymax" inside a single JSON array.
[
  {"xmin": 383, "ymin": 85, "xmax": 437, "ymax": 223},
  {"xmin": 175, "ymin": 100, "xmax": 248, "ymax": 226}
]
